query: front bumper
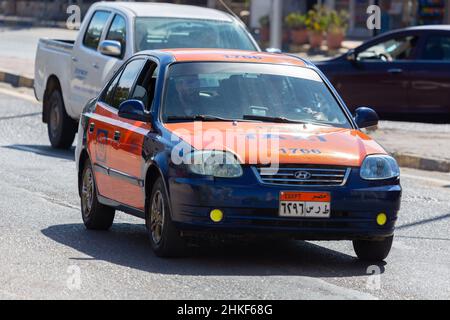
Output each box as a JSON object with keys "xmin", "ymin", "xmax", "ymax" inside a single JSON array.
[{"xmin": 168, "ymin": 167, "xmax": 401, "ymax": 240}]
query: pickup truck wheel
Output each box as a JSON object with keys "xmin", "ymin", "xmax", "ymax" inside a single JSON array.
[
  {"xmin": 146, "ymin": 177, "xmax": 186, "ymax": 257},
  {"xmin": 353, "ymin": 235, "xmax": 394, "ymax": 262},
  {"xmin": 47, "ymin": 89, "xmax": 76, "ymax": 149},
  {"xmin": 81, "ymin": 159, "xmax": 115, "ymax": 230}
]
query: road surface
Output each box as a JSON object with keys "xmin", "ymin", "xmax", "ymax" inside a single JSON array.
[{"xmin": 0, "ymin": 84, "xmax": 449, "ymax": 299}]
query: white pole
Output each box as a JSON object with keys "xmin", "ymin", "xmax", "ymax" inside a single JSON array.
[{"xmin": 269, "ymin": 0, "xmax": 282, "ymax": 49}]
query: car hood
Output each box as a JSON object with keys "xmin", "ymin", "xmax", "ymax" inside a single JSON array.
[{"xmin": 164, "ymin": 122, "xmax": 386, "ymax": 167}]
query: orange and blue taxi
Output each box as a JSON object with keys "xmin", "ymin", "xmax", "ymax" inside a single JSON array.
[{"xmin": 75, "ymin": 49, "xmax": 401, "ymax": 261}]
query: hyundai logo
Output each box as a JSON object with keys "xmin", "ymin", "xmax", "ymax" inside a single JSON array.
[{"xmin": 294, "ymin": 171, "xmax": 311, "ymax": 180}]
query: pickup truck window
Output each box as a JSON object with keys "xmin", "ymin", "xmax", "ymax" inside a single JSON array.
[
  {"xmin": 135, "ymin": 17, "xmax": 256, "ymax": 52},
  {"xmin": 111, "ymin": 59, "xmax": 146, "ymax": 109},
  {"xmin": 83, "ymin": 10, "xmax": 111, "ymax": 50},
  {"xmin": 106, "ymin": 14, "xmax": 126, "ymax": 58}
]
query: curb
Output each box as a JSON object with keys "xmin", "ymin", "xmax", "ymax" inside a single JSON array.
[
  {"xmin": 393, "ymin": 152, "xmax": 450, "ymax": 173},
  {"xmin": 0, "ymin": 71, "xmax": 34, "ymax": 89},
  {"xmin": 0, "ymin": 17, "xmax": 66, "ymax": 29}
]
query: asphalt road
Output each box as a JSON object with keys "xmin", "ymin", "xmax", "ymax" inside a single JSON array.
[{"xmin": 0, "ymin": 85, "xmax": 449, "ymax": 300}]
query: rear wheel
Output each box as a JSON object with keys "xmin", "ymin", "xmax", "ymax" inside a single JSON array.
[
  {"xmin": 47, "ymin": 89, "xmax": 76, "ymax": 149},
  {"xmin": 146, "ymin": 178, "xmax": 186, "ymax": 257},
  {"xmin": 80, "ymin": 159, "xmax": 115, "ymax": 230},
  {"xmin": 353, "ymin": 235, "xmax": 394, "ymax": 262}
]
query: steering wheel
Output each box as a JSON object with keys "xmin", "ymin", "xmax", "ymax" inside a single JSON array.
[{"xmin": 378, "ymin": 53, "xmax": 392, "ymax": 62}]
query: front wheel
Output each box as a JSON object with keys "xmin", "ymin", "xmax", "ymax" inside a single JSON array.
[
  {"xmin": 146, "ymin": 177, "xmax": 186, "ymax": 257},
  {"xmin": 47, "ymin": 89, "xmax": 76, "ymax": 149},
  {"xmin": 353, "ymin": 235, "xmax": 394, "ymax": 262}
]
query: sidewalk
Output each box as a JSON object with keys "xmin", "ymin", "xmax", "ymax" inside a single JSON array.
[
  {"xmin": 367, "ymin": 121, "xmax": 450, "ymax": 172},
  {"xmin": 293, "ymin": 40, "xmax": 362, "ymax": 62}
]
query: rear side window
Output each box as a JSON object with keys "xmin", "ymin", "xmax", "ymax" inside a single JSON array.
[
  {"xmin": 83, "ymin": 10, "xmax": 111, "ymax": 50},
  {"xmin": 111, "ymin": 59, "xmax": 146, "ymax": 109},
  {"xmin": 106, "ymin": 14, "xmax": 127, "ymax": 58},
  {"xmin": 102, "ymin": 70, "xmax": 122, "ymax": 107},
  {"xmin": 422, "ymin": 35, "xmax": 450, "ymax": 61}
]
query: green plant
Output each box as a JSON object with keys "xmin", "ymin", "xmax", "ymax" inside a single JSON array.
[
  {"xmin": 259, "ymin": 15, "xmax": 270, "ymax": 27},
  {"xmin": 304, "ymin": 5, "xmax": 328, "ymax": 33},
  {"xmin": 284, "ymin": 12, "xmax": 306, "ymax": 30},
  {"xmin": 326, "ymin": 9, "xmax": 349, "ymax": 34}
]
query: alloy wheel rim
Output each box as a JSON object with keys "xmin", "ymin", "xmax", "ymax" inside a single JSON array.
[
  {"xmin": 81, "ymin": 167, "xmax": 94, "ymax": 216},
  {"xmin": 150, "ymin": 190, "xmax": 165, "ymax": 245}
]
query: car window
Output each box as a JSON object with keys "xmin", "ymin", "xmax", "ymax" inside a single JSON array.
[
  {"xmin": 135, "ymin": 17, "xmax": 256, "ymax": 52},
  {"xmin": 129, "ymin": 61, "xmax": 159, "ymax": 111},
  {"xmin": 101, "ymin": 70, "xmax": 122, "ymax": 107},
  {"xmin": 83, "ymin": 11, "xmax": 111, "ymax": 50},
  {"xmin": 421, "ymin": 35, "xmax": 450, "ymax": 61},
  {"xmin": 358, "ymin": 36, "xmax": 418, "ymax": 62},
  {"xmin": 162, "ymin": 62, "xmax": 351, "ymax": 128},
  {"xmin": 106, "ymin": 14, "xmax": 126, "ymax": 58},
  {"xmin": 110, "ymin": 59, "xmax": 146, "ymax": 109}
]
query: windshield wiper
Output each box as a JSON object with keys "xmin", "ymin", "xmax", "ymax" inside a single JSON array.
[
  {"xmin": 242, "ymin": 114, "xmax": 306, "ymax": 124},
  {"xmin": 166, "ymin": 115, "xmax": 261, "ymax": 123},
  {"xmin": 166, "ymin": 115, "xmax": 236, "ymax": 122}
]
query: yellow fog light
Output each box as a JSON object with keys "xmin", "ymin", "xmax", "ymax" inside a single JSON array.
[
  {"xmin": 210, "ymin": 209, "xmax": 223, "ymax": 223},
  {"xmin": 377, "ymin": 213, "xmax": 387, "ymax": 226}
]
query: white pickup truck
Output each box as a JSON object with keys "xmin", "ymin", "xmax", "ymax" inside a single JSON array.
[{"xmin": 35, "ymin": 1, "xmax": 260, "ymax": 149}]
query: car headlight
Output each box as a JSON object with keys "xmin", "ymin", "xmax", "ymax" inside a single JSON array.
[
  {"xmin": 187, "ymin": 150, "xmax": 243, "ymax": 178},
  {"xmin": 360, "ymin": 155, "xmax": 400, "ymax": 180}
]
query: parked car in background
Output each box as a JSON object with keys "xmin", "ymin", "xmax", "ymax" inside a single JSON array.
[
  {"xmin": 75, "ymin": 49, "xmax": 401, "ymax": 261},
  {"xmin": 34, "ymin": 1, "xmax": 260, "ymax": 149},
  {"xmin": 316, "ymin": 26, "xmax": 450, "ymax": 121}
]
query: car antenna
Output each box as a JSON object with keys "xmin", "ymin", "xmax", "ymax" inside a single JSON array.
[{"xmin": 217, "ymin": 0, "xmax": 244, "ymax": 25}]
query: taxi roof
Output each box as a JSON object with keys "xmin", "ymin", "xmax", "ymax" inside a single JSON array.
[{"xmin": 151, "ymin": 49, "xmax": 307, "ymax": 67}]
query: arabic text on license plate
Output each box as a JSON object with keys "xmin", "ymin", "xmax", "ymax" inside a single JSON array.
[{"xmin": 279, "ymin": 192, "xmax": 331, "ymax": 218}]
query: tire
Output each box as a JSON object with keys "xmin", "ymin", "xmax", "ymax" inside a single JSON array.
[
  {"xmin": 80, "ymin": 159, "xmax": 115, "ymax": 230},
  {"xmin": 146, "ymin": 177, "xmax": 186, "ymax": 257},
  {"xmin": 353, "ymin": 235, "xmax": 394, "ymax": 262},
  {"xmin": 47, "ymin": 89, "xmax": 76, "ymax": 149}
]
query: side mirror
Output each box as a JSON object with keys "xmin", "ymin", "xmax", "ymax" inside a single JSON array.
[
  {"xmin": 346, "ymin": 49, "xmax": 357, "ymax": 62},
  {"xmin": 118, "ymin": 100, "xmax": 152, "ymax": 122},
  {"xmin": 354, "ymin": 107, "xmax": 379, "ymax": 129},
  {"xmin": 99, "ymin": 40, "xmax": 122, "ymax": 58},
  {"xmin": 266, "ymin": 48, "xmax": 282, "ymax": 54}
]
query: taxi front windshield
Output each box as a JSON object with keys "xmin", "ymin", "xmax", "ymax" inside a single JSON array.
[{"xmin": 162, "ymin": 62, "xmax": 351, "ymax": 128}]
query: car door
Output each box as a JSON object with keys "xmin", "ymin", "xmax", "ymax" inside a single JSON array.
[
  {"xmin": 86, "ymin": 65, "xmax": 122, "ymax": 200},
  {"xmin": 333, "ymin": 33, "xmax": 419, "ymax": 116},
  {"xmin": 88, "ymin": 58, "xmax": 147, "ymax": 203},
  {"xmin": 69, "ymin": 10, "xmax": 112, "ymax": 116},
  {"xmin": 108, "ymin": 59, "xmax": 158, "ymax": 210},
  {"xmin": 408, "ymin": 32, "xmax": 450, "ymax": 118}
]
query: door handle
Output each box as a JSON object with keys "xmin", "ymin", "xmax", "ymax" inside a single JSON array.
[
  {"xmin": 388, "ymin": 68, "xmax": 403, "ymax": 74},
  {"xmin": 92, "ymin": 62, "xmax": 99, "ymax": 69},
  {"xmin": 113, "ymin": 130, "xmax": 121, "ymax": 141},
  {"xmin": 71, "ymin": 56, "xmax": 78, "ymax": 62},
  {"xmin": 88, "ymin": 122, "xmax": 95, "ymax": 133}
]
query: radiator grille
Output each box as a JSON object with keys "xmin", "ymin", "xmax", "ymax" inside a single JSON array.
[{"xmin": 254, "ymin": 165, "xmax": 350, "ymax": 186}]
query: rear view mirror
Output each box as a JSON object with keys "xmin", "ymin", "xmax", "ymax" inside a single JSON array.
[
  {"xmin": 354, "ymin": 107, "xmax": 379, "ymax": 129},
  {"xmin": 118, "ymin": 100, "xmax": 152, "ymax": 122},
  {"xmin": 99, "ymin": 40, "xmax": 122, "ymax": 58}
]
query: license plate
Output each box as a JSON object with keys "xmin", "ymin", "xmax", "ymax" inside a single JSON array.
[{"xmin": 279, "ymin": 192, "xmax": 331, "ymax": 218}]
